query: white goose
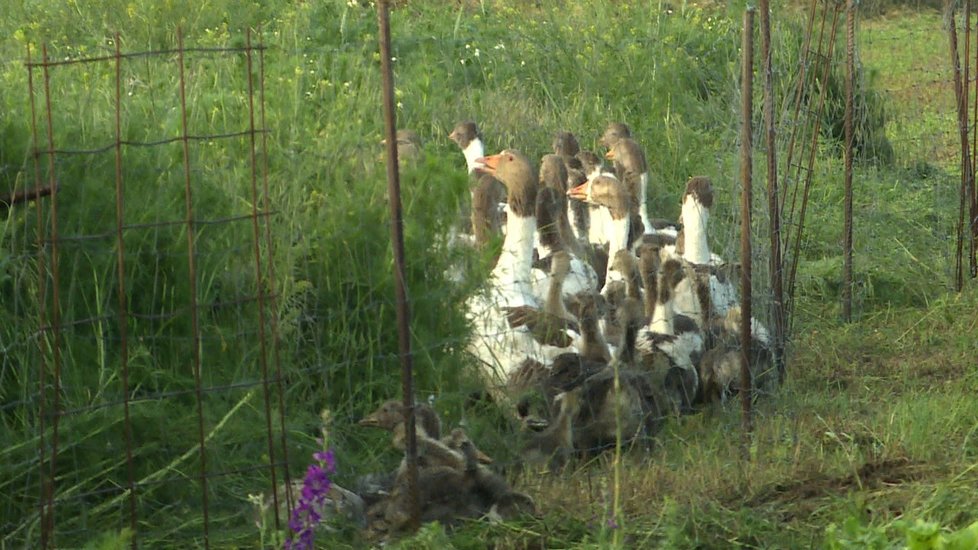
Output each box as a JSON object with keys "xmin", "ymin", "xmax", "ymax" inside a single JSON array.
[
  {"xmin": 465, "ymin": 150, "xmax": 578, "ymax": 399},
  {"xmin": 671, "ymin": 177, "xmax": 739, "ymax": 328},
  {"xmin": 574, "ymin": 151, "xmax": 616, "ymax": 249}
]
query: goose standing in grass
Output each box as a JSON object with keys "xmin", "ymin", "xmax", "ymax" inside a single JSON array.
[
  {"xmin": 359, "ymin": 399, "xmax": 491, "ymax": 470},
  {"xmin": 575, "ymin": 151, "xmax": 616, "ymax": 248},
  {"xmin": 538, "ymin": 154, "xmax": 585, "ymax": 258},
  {"xmin": 449, "ymin": 120, "xmax": 487, "ymax": 175},
  {"xmin": 635, "ymin": 254, "xmax": 704, "ymax": 415},
  {"xmin": 466, "ymin": 150, "xmax": 579, "ymax": 401},
  {"xmin": 377, "ymin": 428, "xmax": 533, "ymax": 533},
  {"xmin": 570, "ymin": 297, "xmax": 665, "ymax": 456},
  {"xmin": 606, "ymin": 136, "xmax": 656, "ymax": 237},
  {"xmin": 449, "ymin": 120, "xmax": 506, "ymax": 247},
  {"xmin": 697, "ymin": 307, "xmax": 779, "ymax": 404},
  {"xmin": 671, "ymin": 176, "xmax": 739, "ymax": 328},
  {"xmin": 600, "ymin": 122, "xmax": 632, "ymax": 149},
  {"xmin": 520, "ymin": 390, "xmax": 581, "ymax": 470},
  {"xmin": 390, "ymin": 129, "xmax": 423, "ymax": 166}
]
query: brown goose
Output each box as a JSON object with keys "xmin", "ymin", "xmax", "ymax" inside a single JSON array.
[
  {"xmin": 570, "ymin": 298, "xmax": 665, "ymax": 457},
  {"xmin": 635, "ymin": 257, "xmax": 704, "ymax": 416},
  {"xmin": 599, "ymin": 122, "xmax": 632, "ymax": 149},
  {"xmin": 380, "ymin": 435, "xmax": 531, "ymax": 532},
  {"xmin": 537, "ymin": 156, "xmax": 583, "ymax": 260},
  {"xmin": 393, "ymin": 129, "xmax": 423, "ymax": 165},
  {"xmin": 551, "ymin": 131, "xmax": 590, "ymax": 239},
  {"xmin": 532, "ymin": 180, "xmax": 598, "ymax": 305},
  {"xmin": 359, "ymin": 399, "xmax": 442, "ymax": 439},
  {"xmin": 606, "ymin": 137, "xmax": 655, "ymax": 237},
  {"xmin": 567, "ymin": 175, "xmax": 632, "ymax": 297},
  {"xmin": 697, "ymin": 307, "xmax": 778, "ymax": 404},
  {"xmin": 520, "ymin": 390, "xmax": 581, "ymax": 470}
]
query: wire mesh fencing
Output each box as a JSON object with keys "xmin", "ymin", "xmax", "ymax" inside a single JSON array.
[
  {"xmin": 3, "ymin": 30, "xmax": 293, "ymax": 548},
  {"xmin": 0, "ymin": 0, "xmax": 973, "ymax": 547}
]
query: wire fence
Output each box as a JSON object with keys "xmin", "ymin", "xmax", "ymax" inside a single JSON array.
[
  {"xmin": 5, "ymin": 29, "xmax": 291, "ymax": 547},
  {"xmin": 0, "ymin": 0, "xmax": 974, "ymax": 547}
]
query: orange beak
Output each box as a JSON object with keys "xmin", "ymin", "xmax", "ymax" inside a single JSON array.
[
  {"xmin": 604, "ymin": 149, "xmax": 616, "ymax": 160},
  {"xmin": 475, "ymin": 153, "xmax": 501, "ymax": 175},
  {"xmin": 567, "ymin": 180, "xmax": 590, "ymax": 201}
]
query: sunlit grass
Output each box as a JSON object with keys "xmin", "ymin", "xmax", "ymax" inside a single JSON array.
[{"xmin": 1, "ymin": 0, "xmax": 976, "ymax": 547}]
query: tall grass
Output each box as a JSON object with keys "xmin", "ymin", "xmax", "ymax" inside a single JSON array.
[{"xmin": 0, "ymin": 0, "xmax": 974, "ymax": 547}]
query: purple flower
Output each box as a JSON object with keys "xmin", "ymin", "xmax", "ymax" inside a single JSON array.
[
  {"xmin": 314, "ymin": 449, "xmax": 336, "ymax": 471},
  {"xmin": 283, "ymin": 448, "xmax": 337, "ymax": 550}
]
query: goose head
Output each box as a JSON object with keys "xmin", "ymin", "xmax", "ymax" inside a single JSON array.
[
  {"xmin": 448, "ymin": 121, "xmax": 480, "ymax": 149},
  {"xmin": 575, "ymin": 150, "xmax": 605, "ymax": 180},
  {"xmin": 658, "ymin": 258, "xmax": 685, "ymax": 305},
  {"xmin": 566, "ymin": 175, "xmax": 631, "ymax": 219},
  {"xmin": 605, "ymin": 138, "xmax": 647, "ymax": 174},
  {"xmin": 552, "ymin": 131, "xmax": 581, "ymax": 158},
  {"xmin": 359, "ymin": 399, "xmax": 442, "ymax": 439},
  {"xmin": 445, "ymin": 427, "xmax": 494, "ymax": 464},
  {"xmin": 682, "ymin": 176, "xmax": 714, "ymax": 210},
  {"xmin": 380, "ymin": 129, "xmax": 423, "ymax": 165},
  {"xmin": 477, "ymin": 149, "xmax": 537, "ymax": 217},
  {"xmin": 600, "ymin": 122, "xmax": 631, "ymax": 149},
  {"xmin": 681, "ymin": 176, "xmax": 714, "ymax": 223}
]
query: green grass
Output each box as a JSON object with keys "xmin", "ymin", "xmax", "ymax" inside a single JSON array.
[{"xmin": 1, "ymin": 0, "xmax": 976, "ymax": 547}]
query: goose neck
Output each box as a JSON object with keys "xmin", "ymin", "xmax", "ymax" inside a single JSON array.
[
  {"xmin": 492, "ymin": 213, "xmax": 536, "ymax": 290},
  {"xmin": 681, "ymin": 197, "xmax": 711, "ymax": 265},
  {"xmin": 463, "ymin": 138, "xmax": 485, "ymax": 174}
]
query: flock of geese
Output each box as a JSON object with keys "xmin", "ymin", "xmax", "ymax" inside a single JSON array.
[
  {"xmin": 350, "ymin": 121, "xmax": 781, "ymax": 538},
  {"xmin": 449, "ymin": 120, "xmax": 780, "ymax": 456}
]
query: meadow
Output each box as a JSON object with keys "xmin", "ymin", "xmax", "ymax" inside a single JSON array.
[{"xmin": 1, "ymin": 0, "xmax": 976, "ymax": 547}]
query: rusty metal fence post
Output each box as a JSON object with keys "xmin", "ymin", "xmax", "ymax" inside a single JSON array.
[
  {"xmin": 842, "ymin": 0, "xmax": 855, "ymax": 321},
  {"xmin": 740, "ymin": 7, "xmax": 755, "ymax": 448},
  {"xmin": 376, "ymin": 0, "xmax": 421, "ymax": 530},
  {"xmin": 949, "ymin": 0, "xmax": 974, "ymax": 291},
  {"xmin": 111, "ymin": 33, "xmax": 139, "ymax": 546},
  {"xmin": 176, "ymin": 28, "xmax": 212, "ymax": 548},
  {"xmin": 758, "ymin": 0, "xmax": 784, "ymax": 381}
]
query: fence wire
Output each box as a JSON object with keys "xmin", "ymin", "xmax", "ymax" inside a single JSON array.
[
  {"xmin": 4, "ymin": 30, "xmax": 290, "ymax": 548},
  {"xmin": 0, "ymin": 2, "xmax": 971, "ymax": 547}
]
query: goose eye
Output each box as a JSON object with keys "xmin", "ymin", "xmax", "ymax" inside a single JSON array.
[{"xmin": 507, "ymin": 154, "xmax": 513, "ymax": 162}]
